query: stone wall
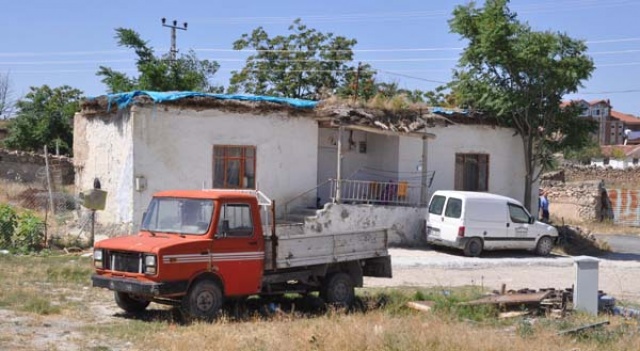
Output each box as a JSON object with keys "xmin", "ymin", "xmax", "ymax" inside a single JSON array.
[
  {"xmin": 540, "ymin": 179, "xmax": 605, "ymax": 223},
  {"xmin": 0, "ymin": 148, "xmax": 74, "ymax": 185},
  {"xmin": 563, "ymin": 163, "xmax": 640, "ymax": 185}
]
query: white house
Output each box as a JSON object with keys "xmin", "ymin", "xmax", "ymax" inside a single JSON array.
[
  {"xmin": 591, "ymin": 145, "xmax": 640, "ymax": 169},
  {"xmin": 74, "ymin": 92, "xmax": 534, "ymax": 244}
]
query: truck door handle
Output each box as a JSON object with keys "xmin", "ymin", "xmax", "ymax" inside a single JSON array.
[
  {"xmin": 248, "ymin": 241, "xmax": 258, "ymax": 246},
  {"xmin": 506, "ymin": 223, "xmax": 510, "ymax": 228}
]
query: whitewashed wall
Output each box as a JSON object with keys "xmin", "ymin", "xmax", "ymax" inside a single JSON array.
[
  {"xmin": 397, "ymin": 125, "xmax": 529, "ymax": 206},
  {"xmin": 74, "ymin": 110, "xmax": 134, "ymax": 231},
  {"xmin": 75, "ymin": 105, "xmax": 318, "ymax": 230}
]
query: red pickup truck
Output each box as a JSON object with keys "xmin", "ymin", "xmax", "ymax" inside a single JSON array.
[{"xmin": 92, "ymin": 189, "xmax": 392, "ymax": 320}]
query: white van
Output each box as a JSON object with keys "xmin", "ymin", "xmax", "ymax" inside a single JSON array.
[{"xmin": 426, "ymin": 190, "xmax": 558, "ymax": 257}]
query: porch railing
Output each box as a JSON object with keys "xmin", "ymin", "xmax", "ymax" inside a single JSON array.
[{"xmin": 330, "ymin": 178, "xmax": 430, "ymax": 207}]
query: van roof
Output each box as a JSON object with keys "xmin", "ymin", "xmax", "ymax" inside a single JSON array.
[{"xmin": 431, "ymin": 190, "xmax": 521, "ymax": 204}]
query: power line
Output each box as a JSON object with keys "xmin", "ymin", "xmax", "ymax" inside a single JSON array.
[{"xmin": 379, "ymin": 70, "xmax": 448, "ymax": 84}]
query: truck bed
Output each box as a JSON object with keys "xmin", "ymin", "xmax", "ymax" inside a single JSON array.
[{"xmin": 263, "ymin": 228, "xmax": 389, "ymax": 271}]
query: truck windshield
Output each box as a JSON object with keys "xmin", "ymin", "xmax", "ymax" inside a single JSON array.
[{"xmin": 141, "ymin": 197, "xmax": 214, "ymax": 235}]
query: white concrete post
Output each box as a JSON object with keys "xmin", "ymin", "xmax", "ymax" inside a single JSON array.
[{"xmin": 573, "ymin": 256, "xmax": 600, "ymax": 315}]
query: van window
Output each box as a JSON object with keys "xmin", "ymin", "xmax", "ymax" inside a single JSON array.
[
  {"xmin": 508, "ymin": 204, "xmax": 530, "ymax": 223},
  {"xmin": 428, "ymin": 195, "xmax": 446, "ymax": 215},
  {"xmin": 444, "ymin": 198, "xmax": 463, "ymax": 219}
]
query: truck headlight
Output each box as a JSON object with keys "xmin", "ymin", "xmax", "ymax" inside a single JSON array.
[
  {"xmin": 93, "ymin": 249, "xmax": 103, "ymax": 269},
  {"xmin": 144, "ymin": 254, "xmax": 157, "ymax": 275}
]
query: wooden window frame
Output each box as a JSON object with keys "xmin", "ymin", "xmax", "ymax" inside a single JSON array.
[
  {"xmin": 454, "ymin": 153, "xmax": 489, "ymax": 192},
  {"xmin": 212, "ymin": 145, "xmax": 256, "ymax": 189}
]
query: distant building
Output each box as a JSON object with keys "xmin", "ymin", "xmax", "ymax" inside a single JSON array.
[{"xmin": 565, "ymin": 99, "xmax": 640, "ymax": 145}]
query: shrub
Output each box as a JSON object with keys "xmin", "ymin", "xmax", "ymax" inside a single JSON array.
[
  {"xmin": 0, "ymin": 204, "xmax": 17, "ymax": 249},
  {"xmin": 13, "ymin": 211, "xmax": 45, "ymax": 253}
]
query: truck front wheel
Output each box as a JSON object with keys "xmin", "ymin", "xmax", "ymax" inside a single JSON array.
[
  {"xmin": 114, "ymin": 292, "xmax": 150, "ymax": 313},
  {"xmin": 182, "ymin": 280, "xmax": 223, "ymax": 321},
  {"xmin": 321, "ymin": 272, "xmax": 355, "ymax": 307}
]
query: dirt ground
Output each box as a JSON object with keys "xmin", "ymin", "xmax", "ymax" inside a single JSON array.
[{"xmin": 2, "ymin": 247, "xmax": 640, "ymax": 350}]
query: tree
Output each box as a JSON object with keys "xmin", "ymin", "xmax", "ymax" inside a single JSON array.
[
  {"xmin": 0, "ymin": 72, "xmax": 15, "ymax": 119},
  {"xmin": 97, "ymin": 28, "xmax": 221, "ymax": 93},
  {"xmin": 228, "ymin": 19, "xmax": 366, "ymax": 99},
  {"xmin": 4, "ymin": 85, "xmax": 82, "ymax": 155},
  {"xmin": 449, "ymin": 0, "xmax": 596, "ymax": 209}
]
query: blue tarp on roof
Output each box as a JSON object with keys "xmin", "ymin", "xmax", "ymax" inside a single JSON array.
[
  {"xmin": 431, "ymin": 106, "xmax": 469, "ymax": 115},
  {"xmin": 92, "ymin": 91, "xmax": 318, "ymax": 110}
]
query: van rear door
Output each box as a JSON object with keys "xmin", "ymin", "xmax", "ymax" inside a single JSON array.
[{"xmin": 429, "ymin": 196, "xmax": 465, "ymax": 243}]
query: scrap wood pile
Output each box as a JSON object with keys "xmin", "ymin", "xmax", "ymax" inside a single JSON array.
[
  {"xmin": 407, "ymin": 286, "xmax": 616, "ymax": 319},
  {"xmin": 555, "ymin": 225, "xmax": 610, "ymax": 255},
  {"xmin": 463, "ymin": 287, "xmax": 571, "ymax": 318}
]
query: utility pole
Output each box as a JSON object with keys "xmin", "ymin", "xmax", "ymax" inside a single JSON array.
[{"xmin": 161, "ymin": 18, "xmax": 188, "ymax": 61}]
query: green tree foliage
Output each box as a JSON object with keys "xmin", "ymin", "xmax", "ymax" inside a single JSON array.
[
  {"xmin": 4, "ymin": 85, "xmax": 82, "ymax": 155},
  {"xmin": 0, "ymin": 204, "xmax": 17, "ymax": 249},
  {"xmin": 97, "ymin": 28, "xmax": 221, "ymax": 93},
  {"xmin": 449, "ymin": 0, "xmax": 596, "ymax": 209},
  {"xmin": 228, "ymin": 19, "xmax": 366, "ymax": 99}
]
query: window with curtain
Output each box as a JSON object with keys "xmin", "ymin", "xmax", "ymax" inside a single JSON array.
[
  {"xmin": 454, "ymin": 153, "xmax": 489, "ymax": 192},
  {"xmin": 213, "ymin": 145, "xmax": 256, "ymax": 189}
]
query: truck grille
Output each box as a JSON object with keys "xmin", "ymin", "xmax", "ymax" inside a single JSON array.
[{"xmin": 107, "ymin": 251, "xmax": 142, "ymax": 274}]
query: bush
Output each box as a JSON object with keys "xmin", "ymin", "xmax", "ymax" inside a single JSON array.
[
  {"xmin": 13, "ymin": 211, "xmax": 45, "ymax": 253},
  {"xmin": 0, "ymin": 204, "xmax": 17, "ymax": 249}
]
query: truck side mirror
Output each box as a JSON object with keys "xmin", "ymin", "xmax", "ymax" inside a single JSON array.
[{"xmin": 216, "ymin": 219, "xmax": 230, "ymax": 238}]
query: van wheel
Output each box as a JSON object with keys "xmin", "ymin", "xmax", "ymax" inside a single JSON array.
[
  {"xmin": 463, "ymin": 238, "xmax": 483, "ymax": 257},
  {"xmin": 321, "ymin": 272, "xmax": 355, "ymax": 308},
  {"xmin": 114, "ymin": 292, "xmax": 150, "ymax": 313},
  {"xmin": 182, "ymin": 279, "xmax": 224, "ymax": 321},
  {"xmin": 535, "ymin": 236, "xmax": 554, "ymax": 256}
]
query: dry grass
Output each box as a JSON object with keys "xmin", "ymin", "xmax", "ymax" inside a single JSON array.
[{"xmin": 87, "ymin": 303, "xmax": 640, "ymax": 351}]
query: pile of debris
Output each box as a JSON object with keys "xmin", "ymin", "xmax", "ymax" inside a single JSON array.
[
  {"xmin": 407, "ymin": 285, "xmax": 616, "ymax": 319},
  {"xmin": 555, "ymin": 225, "xmax": 610, "ymax": 255}
]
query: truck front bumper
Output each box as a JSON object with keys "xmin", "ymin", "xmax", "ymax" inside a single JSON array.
[{"xmin": 92, "ymin": 274, "xmax": 188, "ymax": 297}]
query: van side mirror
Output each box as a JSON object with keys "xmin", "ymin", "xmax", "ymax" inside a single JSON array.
[{"xmin": 529, "ymin": 216, "xmax": 536, "ymax": 224}]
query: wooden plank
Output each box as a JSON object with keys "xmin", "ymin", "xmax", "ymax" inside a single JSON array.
[
  {"xmin": 407, "ymin": 301, "xmax": 434, "ymax": 312},
  {"xmin": 462, "ymin": 291, "xmax": 552, "ymax": 306}
]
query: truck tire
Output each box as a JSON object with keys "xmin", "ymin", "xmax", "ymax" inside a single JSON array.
[
  {"xmin": 321, "ymin": 272, "xmax": 355, "ymax": 307},
  {"xmin": 463, "ymin": 238, "xmax": 483, "ymax": 257},
  {"xmin": 114, "ymin": 292, "xmax": 150, "ymax": 313},
  {"xmin": 182, "ymin": 280, "xmax": 223, "ymax": 321},
  {"xmin": 535, "ymin": 236, "xmax": 554, "ymax": 256}
]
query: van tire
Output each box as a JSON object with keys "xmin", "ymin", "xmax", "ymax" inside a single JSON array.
[
  {"xmin": 182, "ymin": 279, "xmax": 224, "ymax": 321},
  {"xmin": 463, "ymin": 238, "xmax": 483, "ymax": 257},
  {"xmin": 535, "ymin": 236, "xmax": 554, "ymax": 256}
]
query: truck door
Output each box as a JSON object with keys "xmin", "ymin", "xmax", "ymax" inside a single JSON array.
[
  {"xmin": 211, "ymin": 201, "xmax": 264, "ymax": 296},
  {"xmin": 506, "ymin": 203, "xmax": 536, "ymax": 249}
]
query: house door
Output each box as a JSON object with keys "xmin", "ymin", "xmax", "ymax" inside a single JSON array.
[{"xmin": 317, "ymin": 147, "xmax": 337, "ymax": 206}]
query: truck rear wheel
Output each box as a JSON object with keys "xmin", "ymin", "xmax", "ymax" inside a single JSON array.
[
  {"xmin": 114, "ymin": 292, "xmax": 150, "ymax": 313},
  {"xmin": 182, "ymin": 280, "xmax": 223, "ymax": 321},
  {"xmin": 463, "ymin": 238, "xmax": 483, "ymax": 257},
  {"xmin": 321, "ymin": 272, "xmax": 355, "ymax": 307}
]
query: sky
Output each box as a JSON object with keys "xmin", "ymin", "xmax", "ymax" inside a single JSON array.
[{"xmin": 3, "ymin": 0, "xmax": 640, "ymax": 114}]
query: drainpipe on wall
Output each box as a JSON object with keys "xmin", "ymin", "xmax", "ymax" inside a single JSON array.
[{"xmin": 335, "ymin": 126, "xmax": 343, "ymax": 203}]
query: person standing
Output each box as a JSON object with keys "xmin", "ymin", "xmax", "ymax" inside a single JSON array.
[{"xmin": 538, "ymin": 189, "xmax": 550, "ymax": 223}]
